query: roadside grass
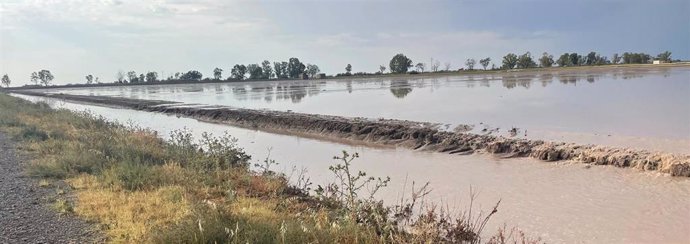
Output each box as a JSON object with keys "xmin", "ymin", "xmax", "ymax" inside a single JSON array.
[{"xmin": 0, "ymin": 93, "xmax": 540, "ymax": 243}]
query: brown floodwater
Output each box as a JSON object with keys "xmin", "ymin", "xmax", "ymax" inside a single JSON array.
[
  {"xmin": 38, "ymin": 66, "xmax": 690, "ymax": 154},
  {"xmin": 14, "ymin": 94, "xmax": 690, "ymax": 243}
]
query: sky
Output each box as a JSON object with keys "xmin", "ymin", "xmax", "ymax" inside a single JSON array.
[{"xmin": 1, "ymin": 0, "xmax": 688, "ymax": 86}]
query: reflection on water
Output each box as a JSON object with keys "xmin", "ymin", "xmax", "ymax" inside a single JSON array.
[
  {"xmin": 390, "ymin": 80, "xmax": 413, "ymax": 98},
  {"xmin": 37, "ymin": 66, "xmax": 690, "ymax": 153}
]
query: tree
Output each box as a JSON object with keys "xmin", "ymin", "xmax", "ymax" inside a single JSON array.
[
  {"xmin": 247, "ymin": 64, "xmax": 263, "ymax": 79},
  {"xmin": 415, "ymin": 63, "xmax": 425, "ymax": 72},
  {"xmin": 556, "ymin": 53, "xmax": 571, "ymax": 66},
  {"xmin": 139, "ymin": 74, "xmax": 145, "ymax": 83},
  {"xmin": 180, "ymin": 70, "xmax": 203, "ymax": 80},
  {"xmin": 539, "ymin": 52, "xmax": 554, "ymax": 67},
  {"xmin": 145, "ymin": 72, "xmax": 158, "ymax": 82},
  {"xmin": 345, "ymin": 64, "xmax": 352, "ymax": 75},
  {"xmin": 213, "ymin": 67, "xmax": 223, "ymax": 80},
  {"xmin": 127, "ymin": 71, "xmax": 138, "ymax": 83},
  {"xmin": 261, "ymin": 60, "xmax": 274, "ymax": 79},
  {"xmin": 287, "ymin": 57, "xmax": 305, "ymax": 79},
  {"xmin": 32, "ymin": 70, "xmax": 54, "ymax": 86},
  {"xmin": 430, "ymin": 58, "xmax": 440, "ymax": 72},
  {"xmin": 231, "ymin": 64, "xmax": 247, "ymax": 80},
  {"xmin": 569, "ymin": 53, "xmax": 580, "ymax": 66},
  {"xmin": 306, "ymin": 64, "xmax": 320, "ymax": 78},
  {"xmin": 389, "ymin": 53, "xmax": 413, "ymax": 74},
  {"xmin": 444, "ymin": 62, "xmax": 452, "ymax": 71},
  {"xmin": 502, "ymin": 53, "xmax": 518, "ymax": 69},
  {"xmin": 585, "ymin": 52, "xmax": 598, "ymax": 65},
  {"xmin": 516, "ymin": 52, "xmax": 536, "ymax": 69},
  {"xmin": 612, "ymin": 53, "xmax": 621, "ymax": 64},
  {"xmin": 622, "ymin": 52, "xmax": 651, "ymax": 64},
  {"xmin": 379, "ymin": 65, "xmax": 386, "ymax": 74},
  {"xmin": 116, "ymin": 70, "xmax": 125, "ymax": 83},
  {"xmin": 273, "ymin": 62, "xmax": 288, "ymax": 79},
  {"xmin": 657, "ymin": 51, "xmax": 672, "ymax": 62},
  {"xmin": 1, "ymin": 74, "xmax": 10, "ymax": 87},
  {"xmin": 85, "ymin": 74, "xmax": 94, "ymax": 84},
  {"xmin": 479, "ymin": 58, "xmax": 491, "ymax": 70},
  {"xmin": 465, "ymin": 58, "xmax": 476, "ymax": 70}
]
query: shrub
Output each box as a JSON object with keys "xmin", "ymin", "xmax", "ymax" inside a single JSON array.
[{"xmin": 17, "ymin": 126, "xmax": 48, "ymax": 141}]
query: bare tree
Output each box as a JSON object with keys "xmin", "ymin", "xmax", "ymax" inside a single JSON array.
[
  {"xmin": 116, "ymin": 70, "xmax": 125, "ymax": 83},
  {"xmin": 444, "ymin": 62, "xmax": 451, "ymax": 71},
  {"xmin": 430, "ymin": 58, "xmax": 441, "ymax": 72}
]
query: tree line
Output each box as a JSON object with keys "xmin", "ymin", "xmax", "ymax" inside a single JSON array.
[{"xmin": 0, "ymin": 51, "xmax": 678, "ymax": 88}]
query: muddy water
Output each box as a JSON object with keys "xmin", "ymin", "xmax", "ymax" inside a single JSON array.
[
  {"xmin": 16, "ymin": 94, "xmax": 690, "ymax": 243},
  {"xmin": 41, "ymin": 66, "xmax": 690, "ymax": 154}
]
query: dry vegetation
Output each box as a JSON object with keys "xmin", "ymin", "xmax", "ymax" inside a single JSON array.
[{"xmin": 0, "ymin": 93, "xmax": 540, "ymax": 243}]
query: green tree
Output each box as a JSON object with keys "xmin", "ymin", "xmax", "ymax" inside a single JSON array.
[
  {"xmin": 389, "ymin": 53, "xmax": 413, "ymax": 74},
  {"xmin": 502, "ymin": 53, "xmax": 518, "ymax": 69},
  {"xmin": 1, "ymin": 74, "xmax": 10, "ymax": 87},
  {"xmin": 180, "ymin": 70, "xmax": 203, "ymax": 80},
  {"xmin": 85, "ymin": 74, "xmax": 94, "ymax": 84},
  {"xmin": 287, "ymin": 58, "xmax": 305, "ymax": 79},
  {"xmin": 306, "ymin": 64, "xmax": 320, "ymax": 78},
  {"xmin": 213, "ymin": 67, "xmax": 223, "ymax": 80},
  {"xmin": 479, "ymin": 57, "xmax": 491, "ymax": 70},
  {"xmin": 379, "ymin": 65, "xmax": 386, "ymax": 74},
  {"xmin": 145, "ymin": 72, "xmax": 158, "ymax": 82},
  {"xmin": 569, "ymin": 53, "xmax": 580, "ymax": 66},
  {"xmin": 539, "ymin": 52, "xmax": 554, "ymax": 67},
  {"xmin": 585, "ymin": 52, "xmax": 598, "ymax": 65},
  {"xmin": 261, "ymin": 60, "xmax": 273, "ymax": 79},
  {"xmin": 273, "ymin": 62, "xmax": 288, "ymax": 79},
  {"xmin": 657, "ymin": 51, "xmax": 672, "ymax": 62},
  {"xmin": 465, "ymin": 58, "xmax": 476, "ymax": 70},
  {"xmin": 139, "ymin": 74, "xmax": 145, "ymax": 83},
  {"xmin": 247, "ymin": 64, "xmax": 263, "ymax": 79},
  {"xmin": 516, "ymin": 52, "xmax": 536, "ymax": 69},
  {"xmin": 556, "ymin": 53, "xmax": 571, "ymax": 66},
  {"xmin": 612, "ymin": 53, "xmax": 621, "ymax": 64},
  {"xmin": 231, "ymin": 64, "xmax": 247, "ymax": 80},
  {"xmin": 32, "ymin": 70, "xmax": 54, "ymax": 86},
  {"xmin": 127, "ymin": 71, "xmax": 138, "ymax": 83},
  {"xmin": 415, "ymin": 63, "xmax": 425, "ymax": 72},
  {"xmin": 345, "ymin": 64, "xmax": 352, "ymax": 75}
]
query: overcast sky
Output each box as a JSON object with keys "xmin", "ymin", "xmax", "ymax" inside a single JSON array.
[{"xmin": 1, "ymin": 0, "xmax": 688, "ymax": 85}]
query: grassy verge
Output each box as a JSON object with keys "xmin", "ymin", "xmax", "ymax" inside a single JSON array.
[{"xmin": 0, "ymin": 93, "xmax": 539, "ymax": 243}]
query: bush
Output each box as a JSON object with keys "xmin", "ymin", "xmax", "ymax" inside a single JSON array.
[{"xmin": 17, "ymin": 126, "xmax": 49, "ymax": 141}]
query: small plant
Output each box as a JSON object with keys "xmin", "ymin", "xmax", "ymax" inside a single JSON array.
[
  {"xmin": 52, "ymin": 198, "xmax": 74, "ymax": 214},
  {"xmin": 38, "ymin": 179, "xmax": 52, "ymax": 187},
  {"xmin": 254, "ymin": 147, "xmax": 279, "ymax": 176},
  {"xmin": 315, "ymin": 150, "xmax": 390, "ymax": 211}
]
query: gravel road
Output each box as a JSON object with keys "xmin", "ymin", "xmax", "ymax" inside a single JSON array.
[{"xmin": 0, "ymin": 132, "xmax": 102, "ymax": 243}]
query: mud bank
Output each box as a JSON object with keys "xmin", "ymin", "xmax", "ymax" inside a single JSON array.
[{"xmin": 14, "ymin": 90, "xmax": 690, "ymax": 177}]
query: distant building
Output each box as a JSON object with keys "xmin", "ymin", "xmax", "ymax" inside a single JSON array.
[
  {"xmin": 300, "ymin": 73, "xmax": 309, "ymax": 79},
  {"xmin": 653, "ymin": 60, "xmax": 668, "ymax": 64},
  {"xmin": 316, "ymin": 73, "xmax": 326, "ymax": 79}
]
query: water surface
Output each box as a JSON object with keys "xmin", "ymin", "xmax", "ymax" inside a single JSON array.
[{"xmin": 41, "ymin": 66, "xmax": 690, "ymax": 154}]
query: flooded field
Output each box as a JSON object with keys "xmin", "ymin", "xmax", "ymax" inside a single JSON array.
[
  {"xmin": 40, "ymin": 66, "xmax": 690, "ymax": 154},
  {"xmin": 14, "ymin": 93, "xmax": 690, "ymax": 243}
]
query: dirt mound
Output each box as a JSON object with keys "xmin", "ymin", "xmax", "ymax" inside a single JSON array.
[{"xmin": 15, "ymin": 90, "xmax": 690, "ymax": 177}]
